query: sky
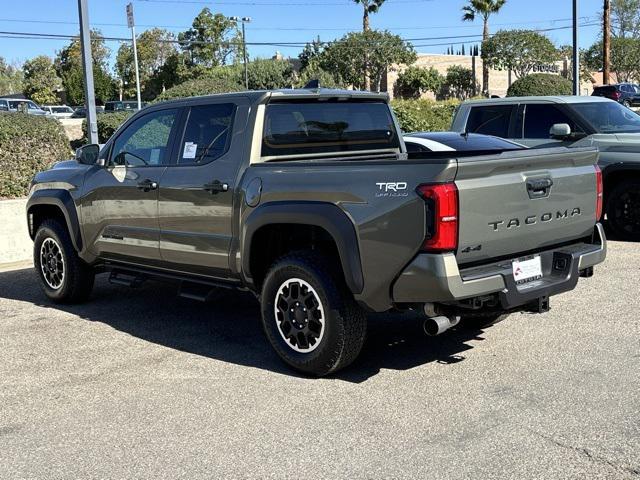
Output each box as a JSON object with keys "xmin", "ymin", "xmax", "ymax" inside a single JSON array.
[{"xmin": 0, "ymin": 0, "xmax": 604, "ymax": 69}]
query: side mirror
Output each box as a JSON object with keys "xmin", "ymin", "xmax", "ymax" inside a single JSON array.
[
  {"xmin": 75, "ymin": 144, "xmax": 100, "ymax": 165},
  {"xmin": 550, "ymin": 123, "xmax": 572, "ymax": 139}
]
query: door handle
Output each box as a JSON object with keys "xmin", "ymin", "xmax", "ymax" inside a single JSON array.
[
  {"xmin": 137, "ymin": 179, "xmax": 158, "ymax": 192},
  {"xmin": 204, "ymin": 180, "xmax": 229, "ymax": 194}
]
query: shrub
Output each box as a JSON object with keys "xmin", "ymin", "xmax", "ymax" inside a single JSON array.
[
  {"xmin": 390, "ymin": 99, "xmax": 459, "ymax": 133},
  {"xmin": 395, "ymin": 66, "xmax": 443, "ymax": 99},
  {"xmin": 82, "ymin": 111, "xmax": 133, "ymax": 144},
  {"xmin": 0, "ymin": 113, "xmax": 71, "ymax": 198},
  {"xmin": 438, "ymin": 66, "xmax": 478, "ymax": 101},
  {"xmin": 507, "ymin": 73, "xmax": 573, "ymax": 97},
  {"xmin": 155, "ymin": 75, "xmax": 243, "ymax": 102},
  {"xmin": 246, "ymin": 58, "xmax": 294, "ymax": 90}
]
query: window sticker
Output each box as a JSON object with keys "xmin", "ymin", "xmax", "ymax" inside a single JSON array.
[{"xmin": 183, "ymin": 142, "xmax": 197, "ymax": 159}]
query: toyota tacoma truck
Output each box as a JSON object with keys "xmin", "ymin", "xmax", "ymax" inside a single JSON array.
[
  {"xmin": 27, "ymin": 89, "xmax": 606, "ymax": 376},
  {"xmin": 452, "ymin": 95, "xmax": 640, "ymax": 241}
]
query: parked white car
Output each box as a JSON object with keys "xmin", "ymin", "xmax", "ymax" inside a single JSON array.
[{"xmin": 42, "ymin": 105, "xmax": 75, "ymax": 118}]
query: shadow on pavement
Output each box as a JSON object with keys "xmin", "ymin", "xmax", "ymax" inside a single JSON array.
[{"xmin": 0, "ymin": 268, "xmax": 488, "ymax": 383}]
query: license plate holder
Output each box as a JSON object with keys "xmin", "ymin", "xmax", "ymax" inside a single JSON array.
[{"xmin": 512, "ymin": 255, "xmax": 543, "ymax": 285}]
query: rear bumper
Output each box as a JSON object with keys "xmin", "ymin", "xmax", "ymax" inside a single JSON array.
[{"xmin": 392, "ymin": 223, "xmax": 606, "ymax": 311}]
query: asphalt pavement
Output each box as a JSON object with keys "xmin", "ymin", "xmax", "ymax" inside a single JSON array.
[{"xmin": 0, "ymin": 241, "xmax": 638, "ymax": 479}]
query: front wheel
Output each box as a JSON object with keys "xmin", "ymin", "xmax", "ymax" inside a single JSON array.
[
  {"xmin": 605, "ymin": 179, "xmax": 640, "ymax": 241},
  {"xmin": 33, "ymin": 219, "xmax": 95, "ymax": 303},
  {"xmin": 260, "ymin": 252, "xmax": 367, "ymax": 376}
]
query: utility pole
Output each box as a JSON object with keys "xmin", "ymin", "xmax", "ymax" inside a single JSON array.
[
  {"xmin": 127, "ymin": 3, "xmax": 142, "ymax": 110},
  {"xmin": 231, "ymin": 17, "xmax": 251, "ymax": 90},
  {"xmin": 77, "ymin": 0, "xmax": 98, "ymax": 145},
  {"xmin": 572, "ymin": 0, "xmax": 580, "ymax": 95},
  {"xmin": 603, "ymin": 0, "xmax": 611, "ymax": 85}
]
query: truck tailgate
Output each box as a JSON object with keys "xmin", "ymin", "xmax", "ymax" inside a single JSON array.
[{"xmin": 454, "ymin": 147, "xmax": 599, "ymax": 265}]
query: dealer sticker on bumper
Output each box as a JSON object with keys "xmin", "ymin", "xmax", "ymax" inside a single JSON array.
[{"xmin": 512, "ymin": 256, "xmax": 543, "ymax": 284}]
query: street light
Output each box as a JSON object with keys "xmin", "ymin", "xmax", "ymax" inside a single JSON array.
[
  {"xmin": 572, "ymin": 0, "xmax": 580, "ymax": 95},
  {"xmin": 230, "ymin": 16, "xmax": 251, "ymax": 90}
]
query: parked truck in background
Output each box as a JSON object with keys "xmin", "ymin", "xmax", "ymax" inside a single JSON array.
[
  {"xmin": 452, "ymin": 96, "xmax": 640, "ymax": 241},
  {"xmin": 27, "ymin": 89, "xmax": 606, "ymax": 376}
]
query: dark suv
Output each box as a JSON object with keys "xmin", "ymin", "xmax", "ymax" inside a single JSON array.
[{"xmin": 592, "ymin": 83, "xmax": 640, "ymax": 107}]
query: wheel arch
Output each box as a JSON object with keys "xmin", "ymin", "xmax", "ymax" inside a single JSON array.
[
  {"xmin": 241, "ymin": 201, "xmax": 364, "ymax": 295},
  {"xmin": 27, "ymin": 189, "xmax": 83, "ymax": 252}
]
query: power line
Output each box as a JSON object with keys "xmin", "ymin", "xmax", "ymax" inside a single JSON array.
[
  {"xmin": 0, "ymin": 15, "xmax": 600, "ymax": 32},
  {"xmin": 0, "ymin": 21, "xmax": 602, "ymax": 50}
]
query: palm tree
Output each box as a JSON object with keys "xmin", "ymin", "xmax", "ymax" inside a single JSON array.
[
  {"xmin": 353, "ymin": 0, "xmax": 386, "ymax": 90},
  {"xmin": 462, "ymin": 0, "xmax": 507, "ymax": 95},
  {"xmin": 353, "ymin": 0, "xmax": 386, "ymax": 32}
]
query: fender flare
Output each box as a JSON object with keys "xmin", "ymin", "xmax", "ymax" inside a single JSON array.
[
  {"xmin": 26, "ymin": 189, "xmax": 83, "ymax": 252},
  {"xmin": 242, "ymin": 201, "xmax": 364, "ymax": 294}
]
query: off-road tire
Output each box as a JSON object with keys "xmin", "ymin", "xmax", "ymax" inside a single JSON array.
[
  {"xmin": 260, "ymin": 251, "xmax": 367, "ymax": 377},
  {"xmin": 605, "ymin": 179, "xmax": 640, "ymax": 242},
  {"xmin": 33, "ymin": 219, "xmax": 94, "ymax": 303}
]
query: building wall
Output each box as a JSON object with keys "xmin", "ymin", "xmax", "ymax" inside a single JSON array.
[{"xmin": 385, "ymin": 53, "xmax": 593, "ymax": 100}]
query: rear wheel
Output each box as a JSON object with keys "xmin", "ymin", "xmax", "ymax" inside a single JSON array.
[
  {"xmin": 623, "ymin": 99, "xmax": 632, "ymax": 108},
  {"xmin": 34, "ymin": 219, "xmax": 94, "ymax": 303},
  {"xmin": 260, "ymin": 252, "xmax": 367, "ymax": 376},
  {"xmin": 606, "ymin": 179, "xmax": 640, "ymax": 241}
]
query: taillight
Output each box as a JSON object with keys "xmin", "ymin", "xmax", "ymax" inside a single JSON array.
[
  {"xmin": 611, "ymin": 91, "xmax": 621, "ymax": 100},
  {"xmin": 595, "ymin": 165, "xmax": 603, "ymax": 220},
  {"xmin": 416, "ymin": 183, "xmax": 458, "ymax": 252}
]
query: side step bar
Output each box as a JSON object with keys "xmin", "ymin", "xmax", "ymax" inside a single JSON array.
[{"xmin": 109, "ymin": 271, "xmax": 146, "ymax": 288}]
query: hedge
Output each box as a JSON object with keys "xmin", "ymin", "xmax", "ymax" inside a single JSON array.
[
  {"xmin": 82, "ymin": 111, "xmax": 133, "ymax": 144},
  {"xmin": 0, "ymin": 113, "xmax": 71, "ymax": 198},
  {"xmin": 507, "ymin": 73, "xmax": 573, "ymax": 97},
  {"xmin": 390, "ymin": 99, "xmax": 459, "ymax": 133},
  {"xmin": 155, "ymin": 76, "xmax": 244, "ymax": 102}
]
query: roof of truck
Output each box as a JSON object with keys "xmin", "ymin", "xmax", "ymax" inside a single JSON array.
[
  {"xmin": 461, "ymin": 95, "xmax": 612, "ymax": 105},
  {"xmin": 155, "ymin": 88, "xmax": 389, "ymax": 108}
]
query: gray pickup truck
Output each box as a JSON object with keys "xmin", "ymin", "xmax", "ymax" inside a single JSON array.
[
  {"xmin": 452, "ymin": 96, "xmax": 640, "ymax": 241},
  {"xmin": 27, "ymin": 89, "xmax": 606, "ymax": 376}
]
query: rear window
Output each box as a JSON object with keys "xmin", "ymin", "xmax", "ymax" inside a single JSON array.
[
  {"xmin": 262, "ymin": 101, "xmax": 399, "ymax": 158},
  {"xmin": 593, "ymin": 86, "xmax": 616, "ymax": 95},
  {"xmin": 466, "ymin": 105, "xmax": 514, "ymax": 137}
]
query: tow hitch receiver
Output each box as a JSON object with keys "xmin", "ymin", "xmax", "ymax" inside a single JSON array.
[{"xmin": 526, "ymin": 296, "xmax": 550, "ymax": 314}]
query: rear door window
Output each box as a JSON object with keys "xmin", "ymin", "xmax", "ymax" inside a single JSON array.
[
  {"xmin": 523, "ymin": 104, "xmax": 582, "ymax": 139},
  {"xmin": 178, "ymin": 103, "xmax": 236, "ymax": 165},
  {"xmin": 466, "ymin": 105, "xmax": 514, "ymax": 137},
  {"xmin": 262, "ymin": 101, "xmax": 399, "ymax": 158}
]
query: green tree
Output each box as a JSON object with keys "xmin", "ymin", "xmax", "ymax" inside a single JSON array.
[
  {"xmin": 584, "ymin": 37, "xmax": 640, "ymax": 82},
  {"xmin": 296, "ymin": 58, "xmax": 345, "ymax": 89},
  {"xmin": 462, "ymin": 0, "xmax": 507, "ymax": 94},
  {"xmin": 439, "ymin": 65, "xmax": 479, "ymax": 100},
  {"xmin": 22, "ymin": 55, "xmax": 61, "ymax": 105},
  {"xmin": 0, "ymin": 58, "xmax": 23, "ymax": 95},
  {"xmin": 352, "ymin": 0, "xmax": 386, "ymax": 90},
  {"xmin": 178, "ymin": 8, "xmax": 241, "ymax": 67},
  {"xmin": 611, "ymin": 0, "xmax": 640, "ymax": 38},
  {"xmin": 116, "ymin": 28, "xmax": 177, "ymax": 100},
  {"xmin": 482, "ymin": 29, "xmax": 558, "ymax": 79},
  {"xmin": 395, "ymin": 66, "xmax": 443, "ymax": 99},
  {"xmin": 320, "ymin": 30, "xmax": 416, "ymax": 91},
  {"xmin": 507, "ymin": 73, "xmax": 572, "ymax": 97},
  {"xmin": 299, "ymin": 37, "xmax": 323, "ymax": 70},
  {"xmin": 55, "ymin": 30, "xmax": 115, "ymax": 105},
  {"xmin": 246, "ymin": 58, "xmax": 294, "ymax": 90},
  {"xmin": 352, "ymin": 0, "xmax": 386, "ymax": 31}
]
